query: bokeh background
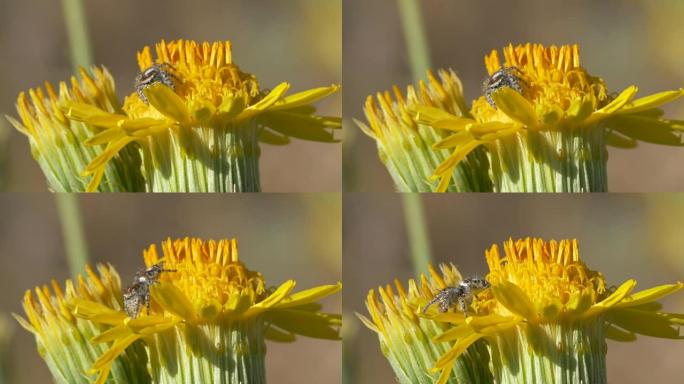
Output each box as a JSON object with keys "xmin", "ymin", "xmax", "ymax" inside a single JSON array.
[
  {"xmin": 0, "ymin": 0, "xmax": 341, "ymax": 192},
  {"xmin": 344, "ymin": 194, "xmax": 684, "ymax": 383},
  {"xmin": 343, "ymin": 0, "xmax": 684, "ymax": 192},
  {"xmin": 0, "ymin": 194, "xmax": 341, "ymax": 384}
]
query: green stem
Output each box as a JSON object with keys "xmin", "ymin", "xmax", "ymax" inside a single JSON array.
[
  {"xmin": 54, "ymin": 194, "xmax": 88, "ymax": 277},
  {"xmin": 489, "ymin": 321, "xmax": 607, "ymax": 384},
  {"xmin": 401, "ymin": 194, "xmax": 432, "ymax": 275},
  {"xmin": 397, "ymin": 0, "xmax": 433, "ymax": 272},
  {"xmin": 397, "ymin": 0, "xmax": 432, "ymax": 81},
  {"xmin": 61, "ymin": 0, "xmax": 93, "ymax": 70}
]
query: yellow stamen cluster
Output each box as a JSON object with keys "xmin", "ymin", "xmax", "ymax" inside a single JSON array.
[
  {"xmin": 481, "ymin": 238, "xmax": 608, "ymax": 320},
  {"xmin": 125, "ymin": 40, "xmax": 260, "ymax": 121},
  {"xmin": 473, "ymin": 44, "xmax": 609, "ymax": 121},
  {"xmin": 143, "ymin": 237, "xmax": 268, "ymax": 320}
]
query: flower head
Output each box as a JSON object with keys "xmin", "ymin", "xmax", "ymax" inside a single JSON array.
[
  {"xmin": 425, "ymin": 238, "xmax": 684, "ymax": 383},
  {"xmin": 6, "ymin": 67, "xmax": 143, "ymax": 192},
  {"xmin": 69, "ymin": 237, "xmax": 341, "ymax": 383},
  {"xmin": 10, "ymin": 39, "xmax": 341, "ymax": 192},
  {"xmin": 414, "ymin": 44, "xmax": 684, "ymax": 192},
  {"xmin": 357, "ymin": 70, "xmax": 491, "ymax": 192},
  {"xmin": 358, "ymin": 264, "xmax": 492, "ymax": 384},
  {"xmin": 13, "ymin": 264, "xmax": 150, "ymax": 384}
]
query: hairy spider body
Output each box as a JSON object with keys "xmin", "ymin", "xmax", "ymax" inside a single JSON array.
[
  {"xmin": 134, "ymin": 63, "xmax": 179, "ymax": 104},
  {"xmin": 422, "ymin": 278, "xmax": 490, "ymax": 317},
  {"xmin": 483, "ymin": 66, "xmax": 525, "ymax": 108},
  {"xmin": 123, "ymin": 262, "xmax": 176, "ymax": 318}
]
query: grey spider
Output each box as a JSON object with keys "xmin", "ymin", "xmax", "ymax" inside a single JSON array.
[
  {"xmin": 123, "ymin": 262, "xmax": 176, "ymax": 318},
  {"xmin": 134, "ymin": 63, "xmax": 179, "ymax": 104},
  {"xmin": 422, "ymin": 278, "xmax": 490, "ymax": 317},
  {"xmin": 482, "ymin": 66, "xmax": 526, "ymax": 108}
]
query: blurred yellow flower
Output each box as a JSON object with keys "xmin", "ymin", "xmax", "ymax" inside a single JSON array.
[
  {"xmin": 414, "ymin": 44, "xmax": 684, "ymax": 192},
  {"xmin": 424, "ymin": 238, "xmax": 684, "ymax": 384},
  {"xmin": 9, "ymin": 39, "xmax": 341, "ymax": 192},
  {"xmin": 358, "ymin": 264, "xmax": 492, "ymax": 383},
  {"xmin": 70, "ymin": 238, "xmax": 341, "ymax": 384},
  {"xmin": 6, "ymin": 67, "xmax": 143, "ymax": 192},
  {"xmin": 13, "ymin": 264, "xmax": 150, "ymax": 384},
  {"xmin": 357, "ymin": 70, "xmax": 491, "ymax": 192}
]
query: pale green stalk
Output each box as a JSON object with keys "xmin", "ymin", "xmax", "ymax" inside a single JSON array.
[
  {"xmin": 61, "ymin": 0, "xmax": 93, "ymax": 70},
  {"xmin": 396, "ymin": 0, "xmax": 433, "ymax": 272},
  {"xmin": 54, "ymin": 194, "xmax": 88, "ymax": 277}
]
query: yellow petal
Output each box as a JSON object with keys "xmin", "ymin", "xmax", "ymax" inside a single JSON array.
[
  {"xmin": 217, "ymin": 92, "xmax": 246, "ymax": 120},
  {"xmin": 93, "ymin": 363, "xmax": 112, "ymax": 384},
  {"xmin": 235, "ymin": 82, "xmax": 291, "ymax": 123},
  {"xmin": 582, "ymin": 279, "xmax": 636, "ymax": 319},
  {"xmin": 565, "ymin": 96, "xmax": 594, "ymax": 123},
  {"xmin": 89, "ymin": 333, "xmax": 141, "ymax": 372},
  {"xmin": 259, "ymin": 128, "xmax": 291, "ymax": 145},
  {"xmin": 583, "ymin": 86, "xmax": 639, "ymax": 126},
  {"xmin": 607, "ymin": 115, "xmax": 683, "ymax": 146},
  {"xmin": 260, "ymin": 111, "xmax": 340, "ymax": 142},
  {"xmin": 491, "ymin": 282, "xmax": 538, "ymax": 321},
  {"xmin": 617, "ymin": 89, "xmax": 684, "ymax": 115},
  {"xmin": 241, "ymin": 280, "xmax": 296, "ymax": 318},
  {"xmin": 126, "ymin": 315, "xmax": 178, "ymax": 335},
  {"xmin": 91, "ymin": 324, "xmax": 131, "ymax": 343},
  {"xmin": 608, "ymin": 308, "xmax": 684, "ymax": 339},
  {"xmin": 432, "ymin": 140, "xmax": 482, "ymax": 177},
  {"xmin": 605, "ymin": 324, "xmax": 636, "ymax": 342},
  {"xmin": 62, "ymin": 102, "xmax": 126, "ymax": 128},
  {"xmin": 615, "ymin": 282, "xmax": 684, "ymax": 308},
  {"xmin": 118, "ymin": 117, "xmax": 169, "ymax": 134},
  {"xmin": 436, "ymin": 359, "xmax": 456, "ymax": 384},
  {"xmin": 150, "ymin": 282, "xmax": 197, "ymax": 321},
  {"xmin": 224, "ymin": 292, "xmax": 253, "ymax": 314},
  {"xmin": 265, "ymin": 326, "xmax": 297, "ymax": 342},
  {"xmin": 85, "ymin": 127, "xmax": 126, "ymax": 146},
  {"xmin": 411, "ymin": 105, "xmax": 462, "ymax": 125},
  {"xmin": 433, "ymin": 325, "xmax": 472, "ymax": 343},
  {"xmin": 433, "ymin": 132, "xmax": 469, "ymax": 149},
  {"xmin": 143, "ymin": 83, "xmax": 191, "ymax": 125},
  {"xmin": 269, "ymin": 309, "xmax": 341, "ymax": 340},
  {"xmin": 435, "ymin": 173, "xmax": 452, "ymax": 193},
  {"xmin": 86, "ymin": 166, "xmax": 106, "ymax": 193},
  {"xmin": 606, "ymin": 131, "xmax": 638, "ymax": 148},
  {"xmin": 69, "ymin": 299, "xmax": 127, "ymax": 325},
  {"xmin": 270, "ymin": 85, "xmax": 340, "ymax": 111},
  {"xmin": 274, "ymin": 282, "xmax": 342, "ymax": 309},
  {"xmin": 432, "ymin": 332, "xmax": 482, "ymax": 370},
  {"xmin": 491, "ymin": 87, "xmax": 538, "ymax": 127}
]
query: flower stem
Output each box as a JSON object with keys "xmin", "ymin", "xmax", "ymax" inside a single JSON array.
[
  {"xmin": 141, "ymin": 122, "xmax": 261, "ymax": 192},
  {"xmin": 397, "ymin": 0, "xmax": 432, "ymax": 81},
  {"xmin": 61, "ymin": 0, "xmax": 93, "ymax": 70},
  {"xmin": 401, "ymin": 194, "xmax": 432, "ymax": 275},
  {"xmin": 489, "ymin": 128, "xmax": 608, "ymax": 192},
  {"xmin": 149, "ymin": 320, "xmax": 267, "ymax": 384},
  {"xmin": 489, "ymin": 320, "xmax": 607, "ymax": 384},
  {"xmin": 54, "ymin": 193, "xmax": 88, "ymax": 277}
]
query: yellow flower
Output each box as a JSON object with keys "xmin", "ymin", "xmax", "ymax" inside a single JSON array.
[
  {"xmin": 357, "ymin": 70, "xmax": 492, "ymax": 192},
  {"xmin": 64, "ymin": 39, "xmax": 341, "ymax": 192},
  {"xmin": 70, "ymin": 238, "xmax": 341, "ymax": 384},
  {"xmin": 414, "ymin": 43, "xmax": 684, "ymax": 192},
  {"xmin": 358, "ymin": 264, "xmax": 492, "ymax": 384},
  {"xmin": 6, "ymin": 67, "xmax": 144, "ymax": 192},
  {"xmin": 425, "ymin": 238, "xmax": 684, "ymax": 384},
  {"xmin": 13, "ymin": 264, "xmax": 150, "ymax": 384}
]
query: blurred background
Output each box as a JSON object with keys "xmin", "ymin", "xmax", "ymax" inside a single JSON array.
[
  {"xmin": 343, "ymin": 193, "xmax": 684, "ymax": 383},
  {"xmin": 0, "ymin": 194, "xmax": 341, "ymax": 383},
  {"xmin": 0, "ymin": 0, "xmax": 341, "ymax": 192},
  {"xmin": 343, "ymin": 0, "xmax": 684, "ymax": 192}
]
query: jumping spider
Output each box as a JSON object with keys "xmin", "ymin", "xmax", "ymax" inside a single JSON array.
[
  {"xmin": 123, "ymin": 262, "xmax": 176, "ymax": 318},
  {"xmin": 482, "ymin": 66, "xmax": 526, "ymax": 108},
  {"xmin": 422, "ymin": 278, "xmax": 490, "ymax": 317},
  {"xmin": 134, "ymin": 63, "xmax": 179, "ymax": 104}
]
